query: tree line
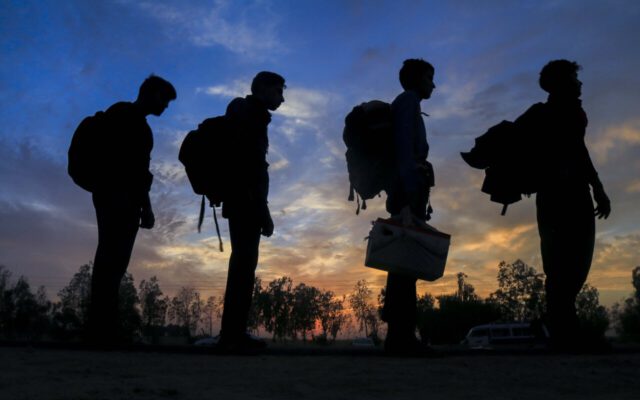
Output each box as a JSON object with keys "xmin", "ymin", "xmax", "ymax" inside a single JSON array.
[{"xmin": 1, "ymin": 261, "xmax": 639, "ymax": 344}]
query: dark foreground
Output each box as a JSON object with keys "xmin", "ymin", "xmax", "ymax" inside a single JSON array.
[{"xmin": 1, "ymin": 344, "xmax": 639, "ymax": 400}]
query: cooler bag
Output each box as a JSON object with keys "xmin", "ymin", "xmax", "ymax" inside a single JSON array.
[{"xmin": 365, "ymin": 218, "xmax": 451, "ymax": 281}]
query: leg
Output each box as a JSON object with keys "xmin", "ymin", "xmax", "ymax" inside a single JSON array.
[
  {"xmin": 88, "ymin": 193, "xmax": 140, "ymax": 343},
  {"xmin": 383, "ymin": 177, "xmax": 430, "ymax": 353},
  {"xmin": 220, "ymin": 215, "xmax": 261, "ymax": 339},
  {"xmin": 383, "ymin": 273, "xmax": 418, "ymax": 340},
  {"xmin": 538, "ymin": 189, "xmax": 595, "ymax": 348}
]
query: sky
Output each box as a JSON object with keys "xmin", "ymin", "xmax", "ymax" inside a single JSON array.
[{"xmin": 1, "ymin": 0, "xmax": 639, "ymax": 308}]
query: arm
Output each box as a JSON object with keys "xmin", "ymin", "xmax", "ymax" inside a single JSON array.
[
  {"xmin": 140, "ymin": 192, "xmax": 155, "ymax": 229},
  {"xmin": 259, "ymin": 165, "xmax": 273, "ymax": 237},
  {"xmin": 392, "ymin": 93, "xmax": 425, "ymax": 224},
  {"xmin": 581, "ymin": 142, "xmax": 610, "ymax": 219},
  {"xmin": 392, "ymin": 94, "xmax": 421, "ymax": 196}
]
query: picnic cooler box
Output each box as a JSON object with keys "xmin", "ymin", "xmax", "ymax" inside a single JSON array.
[{"xmin": 365, "ymin": 218, "xmax": 451, "ymax": 281}]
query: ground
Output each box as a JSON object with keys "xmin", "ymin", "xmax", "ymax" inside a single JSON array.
[{"xmin": 1, "ymin": 344, "xmax": 639, "ymax": 400}]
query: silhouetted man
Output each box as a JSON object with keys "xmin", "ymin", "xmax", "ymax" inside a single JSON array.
[
  {"xmin": 217, "ymin": 71, "xmax": 285, "ymax": 352},
  {"xmin": 514, "ymin": 60, "xmax": 611, "ymax": 351},
  {"xmin": 87, "ymin": 75, "xmax": 176, "ymax": 344},
  {"xmin": 381, "ymin": 59, "xmax": 437, "ymax": 356}
]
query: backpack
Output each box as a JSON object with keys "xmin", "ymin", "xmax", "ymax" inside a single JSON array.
[
  {"xmin": 461, "ymin": 109, "xmax": 542, "ymax": 215},
  {"xmin": 68, "ymin": 111, "xmax": 108, "ymax": 192},
  {"xmin": 179, "ymin": 116, "xmax": 234, "ymax": 251},
  {"xmin": 343, "ymin": 100, "xmax": 395, "ymax": 213}
]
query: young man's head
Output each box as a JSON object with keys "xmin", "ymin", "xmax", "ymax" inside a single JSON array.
[
  {"xmin": 399, "ymin": 59, "xmax": 435, "ymax": 100},
  {"xmin": 137, "ymin": 75, "xmax": 177, "ymax": 116},
  {"xmin": 251, "ymin": 71, "xmax": 286, "ymax": 111},
  {"xmin": 539, "ymin": 59, "xmax": 582, "ymax": 98}
]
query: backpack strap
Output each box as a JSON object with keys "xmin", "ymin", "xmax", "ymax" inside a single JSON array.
[
  {"xmin": 212, "ymin": 205, "xmax": 223, "ymax": 252},
  {"xmin": 197, "ymin": 195, "xmax": 206, "ymax": 233},
  {"xmin": 349, "ymin": 184, "xmax": 363, "ymax": 214},
  {"xmin": 196, "ymin": 195, "xmax": 224, "ymax": 252},
  {"xmin": 426, "ymin": 201, "xmax": 433, "ymax": 221}
]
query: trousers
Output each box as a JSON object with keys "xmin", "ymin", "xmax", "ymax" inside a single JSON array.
[
  {"xmin": 88, "ymin": 192, "xmax": 141, "ymax": 341},
  {"xmin": 382, "ymin": 176, "xmax": 430, "ymax": 339},
  {"xmin": 537, "ymin": 186, "xmax": 595, "ymax": 344},
  {"xmin": 220, "ymin": 212, "xmax": 262, "ymax": 337}
]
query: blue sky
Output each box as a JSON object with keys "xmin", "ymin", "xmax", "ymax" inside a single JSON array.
[{"xmin": 1, "ymin": 0, "xmax": 639, "ymax": 307}]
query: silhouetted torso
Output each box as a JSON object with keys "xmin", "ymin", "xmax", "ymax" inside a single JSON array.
[
  {"xmin": 386, "ymin": 90, "xmax": 430, "ymax": 218},
  {"xmin": 514, "ymin": 96, "xmax": 597, "ymax": 194},
  {"xmin": 95, "ymin": 102, "xmax": 153, "ymax": 202},
  {"xmin": 222, "ymin": 95, "xmax": 270, "ymax": 219},
  {"xmin": 391, "ymin": 90, "xmax": 429, "ymax": 194}
]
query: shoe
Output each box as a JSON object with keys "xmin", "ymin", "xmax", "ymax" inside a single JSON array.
[
  {"xmin": 216, "ymin": 332, "xmax": 267, "ymax": 354},
  {"xmin": 548, "ymin": 336, "xmax": 612, "ymax": 354},
  {"xmin": 384, "ymin": 336, "xmax": 440, "ymax": 357}
]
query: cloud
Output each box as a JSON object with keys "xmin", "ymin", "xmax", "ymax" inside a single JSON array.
[
  {"xmin": 201, "ymin": 82, "xmax": 336, "ymax": 122},
  {"xmin": 130, "ymin": 0, "xmax": 284, "ymax": 57},
  {"xmin": 590, "ymin": 119, "xmax": 640, "ymax": 164},
  {"xmin": 626, "ymin": 180, "xmax": 640, "ymax": 194},
  {"xmin": 199, "ymin": 80, "xmax": 249, "ymax": 99},
  {"xmin": 277, "ymin": 88, "xmax": 333, "ymax": 120},
  {"xmin": 267, "ymin": 144, "xmax": 290, "ymax": 172}
]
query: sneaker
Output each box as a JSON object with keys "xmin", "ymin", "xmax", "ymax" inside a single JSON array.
[
  {"xmin": 548, "ymin": 335, "xmax": 612, "ymax": 355},
  {"xmin": 384, "ymin": 336, "xmax": 440, "ymax": 357},
  {"xmin": 216, "ymin": 332, "xmax": 267, "ymax": 354}
]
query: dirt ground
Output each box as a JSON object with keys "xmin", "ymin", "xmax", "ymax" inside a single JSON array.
[{"xmin": 1, "ymin": 345, "xmax": 639, "ymax": 400}]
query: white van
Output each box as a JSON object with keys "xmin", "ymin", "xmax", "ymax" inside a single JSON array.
[{"xmin": 462, "ymin": 322, "xmax": 548, "ymax": 349}]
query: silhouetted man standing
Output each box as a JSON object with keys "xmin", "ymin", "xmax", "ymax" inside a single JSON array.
[
  {"xmin": 514, "ymin": 60, "xmax": 611, "ymax": 350},
  {"xmin": 217, "ymin": 71, "xmax": 285, "ymax": 352},
  {"xmin": 382, "ymin": 59, "xmax": 437, "ymax": 356},
  {"xmin": 87, "ymin": 75, "xmax": 176, "ymax": 344}
]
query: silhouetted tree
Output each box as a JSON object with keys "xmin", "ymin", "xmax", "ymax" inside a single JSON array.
[
  {"xmin": 34, "ymin": 285, "xmax": 53, "ymax": 336},
  {"xmin": 167, "ymin": 286, "xmax": 203, "ymax": 337},
  {"xmin": 317, "ymin": 291, "xmax": 347, "ymax": 342},
  {"xmin": 118, "ymin": 272, "xmax": 142, "ymax": 340},
  {"xmin": 139, "ymin": 276, "xmax": 168, "ymax": 340},
  {"xmin": 259, "ymin": 277, "xmax": 294, "ymax": 341},
  {"xmin": 0, "ymin": 266, "xmax": 50, "ymax": 340},
  {"xmin": 247, "ymin": 278, "xmax": 263, "ymax": 334},
  {"xmin": 456, "ymin": 272, "xmax": 479, "ymax": 302},
  {"xmin": 349, "ymin": 280, "xmax": 379, "ymax": 339},
  {"xmin": 575, "ymin": 283, "xmax": 609, "ymax": 340},
  {"xmin": 0, "ymin": 265, "xmax": 13, "ymax": 336},
  {"xmin": 52, "ymin": 264, "xmax": 92, "ymax": 339},
  {"xmin": 612, "ymin": 266, "xmax": 640, "ymax": 340},
  {"xmin": 489, "ymin": 260, "xmax": 545, "ymax": 321},
  {"xmin": 12, "ymin": 278, "xmax": 41, "ymax": 339},
  {"xmin": 417, "ymin": 275, "xmax": 501, "ymax": 344},
  {"xmin": 291, "ymin": 283, "xmax": 322, "ymax": 341},
  {"xmin": 416, "ymin": 292, "xmax": 436, "ymax": 342},
  {"xmin": 202, "ymin": 295, "xmax": 220, "ymax": 337}
]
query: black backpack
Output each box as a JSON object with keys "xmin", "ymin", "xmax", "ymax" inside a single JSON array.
[
  {"xmin": 68, "ymin": 111, "xmax": 108, "ymax": 192},
  {"xmin": 343, "ymin": 100, "xmax": 395, "ymax": 213},
  {"xmin": 461, "ymin": 108, "xmax": 542, "ymax": 215},
  {"xmin": 179, "ymin": 116, "xmax": 234, "ymax": 251}
]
